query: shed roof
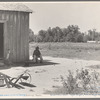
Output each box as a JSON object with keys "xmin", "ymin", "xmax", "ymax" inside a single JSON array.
[{"xmin": 0, "ymin": 3, "xmax": 33, "ymax": 13}]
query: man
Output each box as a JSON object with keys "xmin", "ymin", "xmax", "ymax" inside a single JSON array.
[{"xmin": 33, "ymin": 46, "xmax": 43, "ymax": 63}]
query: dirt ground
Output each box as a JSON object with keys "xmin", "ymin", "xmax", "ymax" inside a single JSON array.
[{"xmin": 0, "ymin": 56, "xmax": 100, "ymax": 98}]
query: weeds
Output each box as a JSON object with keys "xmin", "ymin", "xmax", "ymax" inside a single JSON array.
[
  {"xmin": 60, "ymin": 68, "xmax": 100, "ymax": 94},
  {"xmin": 48, "ymin": 43, "xmax": 51, "ymax": 50},
  {"xmin": 30, "ymin": 42, "xmax": 100, "ymax": 61}
]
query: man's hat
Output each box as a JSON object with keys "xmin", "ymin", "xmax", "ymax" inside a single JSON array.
[{"xmin": 36, "ymin": 46, "xmax": 39, "ymax": 50}]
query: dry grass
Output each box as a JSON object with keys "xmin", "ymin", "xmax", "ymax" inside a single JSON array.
[{"xmin": 29, "ymin": 42, "xmax": 100, "ymax": 61}]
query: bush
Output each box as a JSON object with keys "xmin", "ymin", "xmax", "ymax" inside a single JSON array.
[
  {"xmin": 60, "ymin": 68, "xmax": 100, "ymax": 94},
  {"xmin": 76, "ymin": 34, "xmax": 84, "ymax": 42}
]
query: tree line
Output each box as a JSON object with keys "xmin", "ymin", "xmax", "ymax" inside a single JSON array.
[{"xmin": 29, "ymin": 25, "xmax": 100, "ymax": 42}]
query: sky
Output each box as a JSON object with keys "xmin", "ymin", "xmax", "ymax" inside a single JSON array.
[{"xmin": 24, "ymin": 2, "xmax": 100, "ymax": 34}]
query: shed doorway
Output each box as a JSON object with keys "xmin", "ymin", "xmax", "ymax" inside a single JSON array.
[{"xmin": 0, "ymin": 23, "xmax": 4, "ymax": 59}]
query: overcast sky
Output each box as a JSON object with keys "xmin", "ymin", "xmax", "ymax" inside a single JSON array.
[{"xmin": 24, "ymin": 2, "xmax": 100, "ymax": 34}]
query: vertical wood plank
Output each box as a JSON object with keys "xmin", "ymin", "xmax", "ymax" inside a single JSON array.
[
  {"xmin": 10, "ymin": 12, "xmax": 15, "ymax": 62},
  {"xmin": 24, "ymin": 13, "xmax": 27, "ymax": 61},
  {"xmin": 23, "ymin": 13, "xmax": 26, "ymax": 61},
  {"xmin": 6, "ymin": 12, "xmax": 10, "ymax": 61},
  {"xmin": 20, "ymin": 12, "xmax": 24, "ymax": 62},
  {"xmin": 0, "ymin": 11, "xmax": 2, "ymax": 20},
  {"xmin": 26, "ymin": 13, "xmax": 29, "ymax": 60},
  {"xmin": 22, "ymin": 13, "xmax": 26, "ymax": 62},
  {"xmin": 3, "ymin": 11, "xmax": 6, "ymax": 59},
  {"xmin": 15, "ymin": 12, "xmax": 20, "ymax": 62},
  {"xmin": 4, "ymin": 22, "xmax": 7, "ymax": 59},
  {"xmin": 12, "ymin": 12, "xmax": 17, "ymax": 62},
  {"xmin": 20, "ymin": 12, "xmax": 29, "ymax": 62},
  {"xmin": 4, "ymin": 11, "xmax": 9, "ymax": 60},
  {"xmin": 1, "ymin": 11, "xmax": 4, "ymax": 19},
  {"xmin": 16, "ymin": 12, "xmax": 21, "ymax": 62}
]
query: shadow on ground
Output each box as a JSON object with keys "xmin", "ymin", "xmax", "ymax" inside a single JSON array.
[
  {"xmin": 0, "ymin": 66, "xmax": 11, "ymax": 70},
  {"xmin": 23, "ymin": 60, "xmax": 59, "ymax": 67},
  {"xmin": 0, "ymin": 59, "xmax": 59, "ymax": 70},
  {"xmin": 19, "ymin": 82, "xmax": 36, "ymax": 87},
  {"xmin": 13, "ymin": 82, "xmax": 36, "ymax": 89}
]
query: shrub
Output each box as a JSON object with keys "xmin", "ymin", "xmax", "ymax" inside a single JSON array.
[{"xmin": 60, "ymin": 68, "xmax": 100, "ymax": 94}]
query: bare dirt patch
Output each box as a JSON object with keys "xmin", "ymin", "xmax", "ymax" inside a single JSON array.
[{"xmin": 0, "ymin": 56, "xmax": 100, "ymax": 97}]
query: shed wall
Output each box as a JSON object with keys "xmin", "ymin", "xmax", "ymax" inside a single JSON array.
[{"xmin": 0, "ymin": 11, "xmax": 29, "ymax": 62}]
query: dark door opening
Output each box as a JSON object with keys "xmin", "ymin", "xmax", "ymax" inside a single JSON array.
[{"xmin": 0, "ymin": 23, "xmax": 4, "ymax": 58}]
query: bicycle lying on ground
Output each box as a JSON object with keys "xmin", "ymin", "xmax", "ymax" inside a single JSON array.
[{"xmin": 0, "ymin": 69, "xmax": 32, "ymax": 88}]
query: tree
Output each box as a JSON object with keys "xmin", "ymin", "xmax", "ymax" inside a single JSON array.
[
  {"xmin": 66, "ymin": 32, "xmax": 75, "ymax": 42},
  {"xmin": 47, "ymin": 27, "xmax": 53, "ymax": 36},
  {"xmin": 62, "ymin": 28, "xmax": 69, "ymax": 36},
  {"xmin": 84, "ymin": 35, "xmax": 91, "ymax": 42},
  {"xmin": 87, "ymin": 29, "xmax": 100, "ymax": 42},
  {"xmin": 44, "ymin": 32, "xmax": 50, "ymax": 42},
  {"xmin": 76, "ymin": 34, "xmax": 84, "ymax": 42},
  {"xmin": 88, "ymin": 29, "xmax": 97, "ymax": 41},
  {"xmin": 29, "ymin": 29, "xmax": 34, "ymax": 42},
  {"xmin": 35, "ymin": 25, "xmax": 89, "ymax": 43},
  {"xmin": 38, "ymin": 30, "xmax": 47, "ymax": 42},
  {"xmin": 66, "ymin": 25, "xmax": 81, "ymax": 42}
]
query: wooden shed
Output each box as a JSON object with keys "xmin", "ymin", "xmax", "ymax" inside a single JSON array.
[{"xmin": 0, "ymin": 3, "xmax": 32, "ymax": 63}]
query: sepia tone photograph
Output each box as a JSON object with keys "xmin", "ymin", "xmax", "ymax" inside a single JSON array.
[{"xmin": 0, "ymin": 1, "xmax": 100, "ymax": 98}]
